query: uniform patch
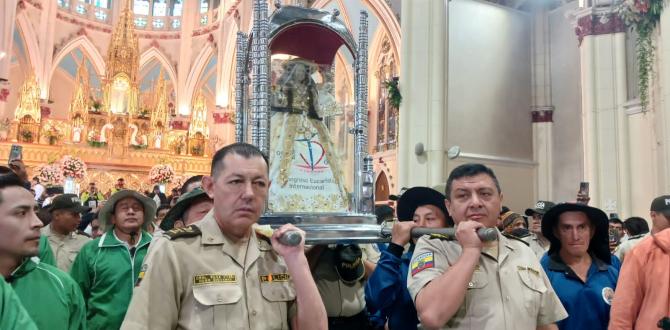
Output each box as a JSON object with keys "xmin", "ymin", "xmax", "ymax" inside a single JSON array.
[
  {"xmin": 602, "ymin": 287, "xmax": 614, "ymax": 305},
  {"xmin": 517, "ymin": 265, "xmax": 540, "ymax": 276},
  {"xmin": 193, "ymin": 274, "xmax": 237, "ymax": 285},
  {"xmin": 411, "ymin": 252, "xmax": 434, "ymax": 276},
  {"xmin": 260, "ymin": 273, "xmax": 291, "ymax": 282},
  {"xmin": 135, "ymin": 264, "xmax": 148, "ymax": 287},
  {"xmin": 164, "ymin": 225, "xmax": 202, "ymax": 240}
]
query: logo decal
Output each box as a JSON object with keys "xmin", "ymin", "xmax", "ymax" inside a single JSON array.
[
  {"xmin": 602, "ymin": 287, "xmax": 614, "ymax": 305},
  {"xmin": 260, "ymin": 273, "xmax": 291, "ymax": 282},
  {"xmin": 411, "ymin": 252, "xmax": 434, "ymax": 276}
]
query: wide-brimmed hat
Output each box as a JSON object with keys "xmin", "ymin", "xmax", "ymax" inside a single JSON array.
[
  {"xmin": 333, "ymin": 244, "xmax": 364, "ymax": 284},
  {"xmin": 48, "ymin": 194, "xmax": 91, "ymax": 214},
  {"xmin": 525, "ymin": 200, "xmax": 556, "ymax": 217},
  {"xmin": 159, "ymin": 188, "xmax": 211, "ymax": 231},
  {"xmin": 541, "ymin": 203, "xmax": 611, "ymax": 264},
  {"xmin": 397, "ymin": 187, "xmax": 452, "ymax": 226},
  {"xmin": 99, "ymin": 190, "xmax": 156, "ymax": 231}
]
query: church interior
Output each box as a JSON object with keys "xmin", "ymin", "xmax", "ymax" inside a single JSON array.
[{"xmin": 0, "ymin": 0, "xmax": 668, "ymax": 219}]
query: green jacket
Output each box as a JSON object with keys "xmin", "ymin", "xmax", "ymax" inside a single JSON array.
[
  {"xmin": 70, "ymin": 229, "xmax": 152, "ymax": 330},
  {"xmin": 1, "ymin": 278, "xmax": 37, "ymax": 330},
  {"xmin": 11, "ymin": 257, "xmax": 86, "ymax": 330},
  {"xmin": 38, "ymin": 235, "xmax": 56, "ymax": 266}
]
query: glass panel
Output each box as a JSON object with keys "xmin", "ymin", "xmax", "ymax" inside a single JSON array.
[
  {"xmin": 172, "ymin": 0, "xmax": 182, "ymax": 16},
  {"xmin": 267, "ymin": 55, "xmax": 352, "ymax": 213},
  {"xmin": 200, "ymin": 14, "xmax": 208, "ymax": 25},
  {"xmin": 200, "ymin": 0, "xmax": 209, "ymax": 13},
  {"xmin": 58, "ymin": 0, "xmax": 70, "ymax": 8},
  {"xmin": 133, "ymin": 0, "xmax": 150, "ymax": 15},
  {"xmin": 75, "ymin": 3, "xmax": 87, "ymax": 14},
  {"xmin": 153, "ymin": 0, "xmax": 167, "ymax": 16},
  {"xmin": 94, "ymin": 0, "xmax": 109, "ymax": 8},
  {"xmin": 171, "ymin": 18, "xmax": 181, "ymax": 29},
  {"xmin": 134, "ymin": 17, "xmax": 148, "ymax": 28},
  {"xmin": 94, "ymin": 9, "xmax": 108, "ymax": 21},
  {"xmin": 152, "ymin": 18, "xmax": 165, "ymax": 29}
]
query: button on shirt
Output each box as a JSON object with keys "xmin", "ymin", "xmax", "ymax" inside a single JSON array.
[
  {"xmin": 407, "ymin": 233, "xmax": 567, "ymax": 330},
  {"xmin": 540, "ymin": 253, "xmax": 619, "ymax": 330}
]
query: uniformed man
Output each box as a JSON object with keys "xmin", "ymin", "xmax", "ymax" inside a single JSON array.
[
  {"xmin": 0, "ymin": 173, "xmax": 86, "ymax": 330},
  {"xmin": 122, "ymin": 142, "xmax": 327, "ymax": 330},
  {"xmin": 407, "ymin": 163, "xmax": 567, "ymax": 329},
  {"xmin": 157, "ymin": 187, "xmax": 213, "ymax": 232},
  {"xmin": 0, "ymin": 278, "xmax": 38, "ymax": 330},
  {"xmin": 70, "ymin": 189, "xmax": 156, "ymax": 330},
  {"xmin": 525, "ymin": 200, "xmax": 556, "ymax": 258},
  {"xmin": 41, "ymin": 194, "xmax": 91, "ymax": 271}
]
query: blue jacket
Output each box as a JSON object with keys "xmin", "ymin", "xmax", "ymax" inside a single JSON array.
[
  {"xmin": 540, "ymin": 253, "xmax": 620, "ymax": 330},
  {"xmin": 365, "ymin": 243, "xmax": 419, "ymax": 330}
]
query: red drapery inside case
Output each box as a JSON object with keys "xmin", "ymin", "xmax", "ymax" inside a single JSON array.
[{"xmin": 270, "ymin": 23, "xmax": 352, "ymax": 65}]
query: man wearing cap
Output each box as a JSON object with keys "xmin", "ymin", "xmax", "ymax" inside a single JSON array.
[
  {"xmin": 407, "ymin": 163, "xmax": 566, "ymax": 329},
  {"xmin": 539, "ymin": 203, "xmax": 619, "ymax": 330},
  {"xmin": 525, "ymin": 200, "xmax": 556, "ymax": 258},
  {"xmin": 158, "ymin": 187, "xmax": 213, "ymax": 232},
  {"xmin": 610, "ymin": 195, "xmax": 670, "ymax": 330},
  {"xmin": 121, "ymin": 142, "xmax": 327, "ymax": 329},
  {"xmin": 70, "ymin": 189, "xmax": 155, "ymax": 330},
  {"xmin": 0, "ymin": 173, "xmax": 86, "ymax": 330},
  {"xmin": 40, "ymin": 194, "xmax": 91, "ymax": 271},
  {"xmin": 366, "ymin": 186, "xmax": 452, "ymax": 329}
]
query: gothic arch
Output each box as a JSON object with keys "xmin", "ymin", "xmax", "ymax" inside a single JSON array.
[
  {"xmin": 216, "ymin": 19, "xmax": 240, "ymax": 107},
  {"xmin": 50, "ymin": 36, "xmax": 106, "ymax": 83},
  {"xmin": 183, "ymin": 43, "xmax": 215, "ymax": 113},
  {"xmin": 139, "ymin": 47, "xmax": 178, "ymax": 87},
  {"xmin": 15, "ymin": 12, "xmax": 41, "ymax": 75},
  {"xmin": 375, "ymin": 170, "xmax": 390, "ymax": 201}
]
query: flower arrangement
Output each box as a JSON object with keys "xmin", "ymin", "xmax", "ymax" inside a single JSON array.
[
  {"xmin": 383, "ymin": 77, "xmax": 402, "ymax": 109},
  {"xmin": 149, "ymin": 164, "xmax": 175, "ymax": 184},
  {"xmin": 617, "ymin": 0, "xmax": 664, "ymax": 110},
  {"xmin": 20, "ymin": 129, "xmax": 33, "ymax": 143},
  {"xmin": 41, "ymin": 124, "xmax": 64, "ymax": 145},
  {"xmin": 87, "ymin": 130, "xmax": 106, "ymax": 147},
  {"xmin": 60, "ymin": 155, "xmax": 87, "ymax": 180},
  {"xmin": 36, "ymin": 163, "xmax": 64, "ymax": 186},
  {"xmin": 90, "ymin": 98, "xmax": 102, "ymax": 112}
]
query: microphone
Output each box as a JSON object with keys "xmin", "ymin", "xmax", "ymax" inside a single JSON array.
[{"xmin": 278, "ymin": 231, "xmax": 303, "ymax": 246}]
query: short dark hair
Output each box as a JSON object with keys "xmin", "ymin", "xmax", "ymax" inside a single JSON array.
[
  {"xmin": 0, "ymin": 173, "xmax": 29, "ymax": 204},
  {"xmin": 609, "ymin": 218, "xmax": 624, "ymax": 226},
  {"xmin": 210, "ymin": 143, "xmax": 269, "ymax": 177},
  {"xmin": 156, "ymin": 204, "xmax": 171, "ymax": 217},
  {"xmin": 181, "ymin": 175, "xmax": 204, "ymax": 194},
  {"xmin": 445, "ymin": 163, "xmax": 501, "ymax": 200},
  {"xmin": 623, "ymin": 217, "xmax": 650, "ymax": 236}
]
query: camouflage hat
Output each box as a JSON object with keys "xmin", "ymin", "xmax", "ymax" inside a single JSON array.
[{"xmin": 159, "ymin": 188, "xmax": 211, "ymax": 231}]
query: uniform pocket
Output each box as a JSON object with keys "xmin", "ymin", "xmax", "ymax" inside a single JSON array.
[
  {"xmin": 192, "ymin": 284, "xmax": 243, "ymax": 330},
  {"xmin": 193, "ymin": 284, "xmax": 242, "ymax": 305},
  {"xmin": 260, "ymin": 281, "xmax": 296, "ymax": 302},
  {"xmin": 467, "ymin": 270, "xmax": 488, "ymax": 290},
  {"xmin": 517, "ymin": 266, "xmax": 547, "ymax": 315}
]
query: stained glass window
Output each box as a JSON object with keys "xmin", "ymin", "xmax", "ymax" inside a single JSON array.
[
  {"xmin": 153, "ymin": 0, "xmax": 167, "ymax": 16},
  {"xmin": 133, "ymin": 0, "xmax": 150, "ymax": 15}
]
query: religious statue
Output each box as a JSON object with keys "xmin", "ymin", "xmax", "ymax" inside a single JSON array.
[
  {"xmin": 72, "ymin": 126, "xmax": 82, "ymax": 143},
  {"xmin": 268, "ymin": 58, "xmax": 349, "ymax": 212},
  {"xmin": 154, "ymin": 132, "xmax": 162, "ymax": 149}
]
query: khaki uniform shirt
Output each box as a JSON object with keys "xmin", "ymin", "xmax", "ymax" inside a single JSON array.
[
  {"xmin": 40, "ymin": 224, "xmax": 90, "ymax": 271},
  {"xmin": 314, "ymin": 246, "xmax": 367, "ymax": 317},
  {"xmin": 407, "ymin": 232, "xmax": 567, "ymax": 330},
  {"xmin": 525, "ymin": 233, "xmax": 550, "ymax": 259},
  {"xmin": 121, "ymin": 211, "xmax": 297, "ymax": 330}
]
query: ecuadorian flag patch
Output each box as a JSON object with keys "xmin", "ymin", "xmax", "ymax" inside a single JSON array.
[{"xmin": 411, "ymin": 252, "xmax": 434, "ymax": 276}]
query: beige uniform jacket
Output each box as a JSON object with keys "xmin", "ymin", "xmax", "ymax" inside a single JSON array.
[
  {"xmin": 407, "ymin": 232, "xmax": 567, "ymax": 330},
  {"xmin": 525, "ymin": 233, "xmax": 550, "ymax": 259},
  {"xmin": 40, "ymin": 224, "xmax": 91, "ymax": 271},
  {"xmin": 121, "ymin": 211, "xmax": 297, "ymax": 330}
]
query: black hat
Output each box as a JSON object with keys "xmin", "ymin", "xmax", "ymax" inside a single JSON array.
[
  {"xmin": 333, "ymin": 244, "xmax": 364, "ymax": 284},
  {"xmin": 397, "ymin": 187, "xmax": 452, "ymax": 226},
  {"xmin": 525, "ymin": 200, "xmax": 556, "ymax": 216},
  {"xmin": 48, "ymin": 194, "xmax": 91, "ymax": 214},
  {"xmin": 541, "ymin": 203, "xmax": 611, "ymax": 264},
  {"xmin": 650, "ymin": 195, "xmax": 670, "ymax": 212}
]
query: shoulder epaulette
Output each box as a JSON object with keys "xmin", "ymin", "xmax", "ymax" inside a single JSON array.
[
  {"xmin": 164, "ymin": 225, "xmax": 202, "ymax": 240},
  {"xmin": 428, "ymin": 233, "xmax": 451, "ymax": 241},
  {"xmin": 502, "ymin": 233, "xmax": 530, "ymax": 246}
]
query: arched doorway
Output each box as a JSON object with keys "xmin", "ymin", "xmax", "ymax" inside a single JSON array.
[{"xmin": 375, "ymin": 171, "xmax": 390, "ymax": 201}]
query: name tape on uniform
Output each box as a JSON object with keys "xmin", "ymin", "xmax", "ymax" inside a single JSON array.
[
  {"xmin": 411, "ymin": 252, "xmax": 434, "ymax": 276},
  {"xmin": 193, "ymin": 274, "xmax": 237, "ymax": 285},
  {"xmin": 259, "ymin": 273, "xmax": 291, "ymax": 282}
]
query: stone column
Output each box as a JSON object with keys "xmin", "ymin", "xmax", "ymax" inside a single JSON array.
[
  {"xmin": 176, "ymin": 0, "xmax": 198, "ymax": 115},
  {"xmin": 657, "ymin": 9, "xmax": 670, "ymax": 194},
  {"xmin": 0, "ymin": 0, "xmax": 18, "ymax": 117},
  {"xmin": 573, "ymin": 7, "xmax": 630, "ymax": 215},
  {"xmin": 398, "ymin": 0, "xmax": 447, "ymax": 188},
  {"xmin": 530, "ymin": 6, "xmax": 554, "ymax": 201},
  {"xmin": 37, "ymin": 0, "xmax": 58, "ymax": 99}
]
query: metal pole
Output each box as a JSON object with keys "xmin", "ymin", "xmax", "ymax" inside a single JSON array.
[
  {"xmin": 258, "ymin": 0, "xmax": 271, "ymax": 156},
  {"xmin": 353, "ymin": 11, "xmax": 369, "ymax": 213},
  {"xmin": 235, "ymin": 32, "xmax": 248, "ymax": 143},
  {"xmin": 251, "ymin": 0, "xmax": 261, "ymax": 148}
]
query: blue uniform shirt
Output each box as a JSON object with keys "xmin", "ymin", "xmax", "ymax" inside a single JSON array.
[
  {"xmin": 540, "ymin": 253, "xmax": 620, "ymax": 330},
  {"xmin": 365, "ymin": 243, "xmax": 419, "ymax": 330}
]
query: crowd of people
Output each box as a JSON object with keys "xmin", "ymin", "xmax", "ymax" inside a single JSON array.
[{"xmin": 0, "ymin": 144, "xmax": 669, "ymax": 330}]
